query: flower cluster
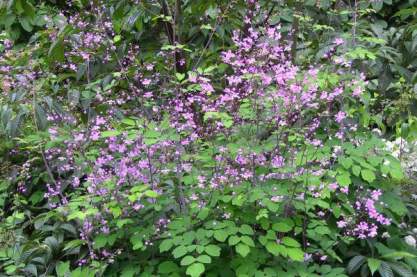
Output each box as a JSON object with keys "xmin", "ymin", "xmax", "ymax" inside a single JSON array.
[{"xmin": 337, "ymin": 189, "xmax": 391, "ymax": 239}]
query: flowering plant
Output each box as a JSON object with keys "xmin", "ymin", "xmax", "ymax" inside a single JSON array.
[{"xmin": 0, "ymin": 1, "xmax": 416, "ymax": 277}]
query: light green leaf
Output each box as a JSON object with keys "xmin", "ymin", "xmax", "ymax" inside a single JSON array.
[
  {"xmin": 144, "ymin": 190, "xmax": 158, "ymax": 198},
  {"xmin": 101, "ymin": 130, "xmax": 121, "ymax": 138},
  {"xmin": 176, "ymin": 73, "xmax": 186, "ymax": 81},
  {"xmin": 204, "ymin": 245, "xmax": 221, "ymax": 257},
  {"xmin": 272, "ymin": 222, "xmax": 292, "ymax": 232},
  {"xmin": 336, "ymin": 172, "xmax": 351, "ymax": 186},
  {"xmin": 266, "ymin": 241, "xmax": 286, "ymax": 256},
  {"xmin": 56, "ymin": 262, "xmax": 70, "ymax": 277},
  {"xmin": 159, "ymin": 239, "xmax": 173, "ymax": 252},
  {"xmin": 352, "ymin": 165, "xmax": 361, "ymax": 176},
  {"xmin": 339, "ymin": 157, "xmax": 353, "ymax": 169},
  {"xmin": 282, "ymin": 237, "xmax": 301, "ymax": 248},
  {"xmin": 235, "ymin": 243, "xmax": 250, "ymax": 257},
  {"xmin": 186, "ymin": 263, "xmax": 205, "ymax": 277},
  {"xmin": 181, "ymin": 256, "xmax": 196, "ymax": 266},
  {"xmin": 239, "ymin": 224, "xmax": 254, "ymax": 235},
  {"xmin": 381, "ymin": 251, "xmax": 416, "ymax": 259},
  {"xmin": 213, "ymin": 229, "xmax": 228, "ymax": 242},
  {"xmin": 228, "ymin": 235, "xmax": 240, "ymax": 246},
  {"xmin": 240, "ymin": 236, "xmax": 255, "ymax": 247},
  {"xmin": 196, "ymin": 255, "xmax": 211, "ymax": 264},
  {"xmin": 368, "ymin": 258, "xmax": 381, "ymax": 275},
  {"xmin": 172, "ymin": 245, "xmax": 188, "ymax": 258},
  {"xmin": 287, "ymin": 248, "xmax": 304, "ymax": 261},
  {"xmin": 361, "ymin": 169, "xmax": 376, "ymax": 183}
]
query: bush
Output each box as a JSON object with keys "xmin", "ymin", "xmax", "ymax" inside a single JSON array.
[{"xmin": 0, "ymin": 1, "xmax": 416, "ymax": 276}]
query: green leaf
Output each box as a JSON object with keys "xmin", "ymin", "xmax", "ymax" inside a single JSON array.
[
  {"xmin": 101, "ymin": 130, "xmax": 121, "ymax": 138},
  {"xmin": 56, "ymin": 262, "xmax": 70, "ymax": 277},
  {"xmin": 67, "ymin": 211, "xmax": 86, "ymax": 220},
  {"xmin": 265, "ymin": 241, "xmax": 286, "ymax": 256},
  {"xmin": 239, "ymin": 224, "xmax": 254, "ymax": 235},
  {"xmin": 172, "ymin": 245, "xmax": 188, "ymax": 258},
  {"xmin": 336, "ymin": 172, "xmax": 351, "ymax": 186},
  {"xmin": 110, "ymin": 206, "xmax": 122, "ymax": 218},
  {"xmin": 159, "ymin": 239, "xmax": 173, "ymax": 252},
  {"xmin": 63, "ymin": 239, "xmax": 84, "ymax": 251},
  {"xmin": 204, "ymin": 244, "xmax": 221, "ymax": 257},
  {"xmin": 186, "ymin": 263, "xmax": 205, "ymax": 277},
  {"xmin": 158, "ymin": 261, "xmax": 179, "ymax": 274},
  {"xmin": 197, "ymin": 208, "xmax": 210, "ymax": 220},
  {"xmin": 213, "ymin": 229, "xmax": 228, "ymax": 242},
  {"xmin": 389, "ymin": 167, "xmax": 404, "ymax": 180},
  {"xmin": 15, "ymin": 0, "xmax": 24, "ymax": 14},
  {"xmin": 19, "ymin": 17, "xmax": 32, "ymax": 32},
  {"xmin": 382, "ymin": 193, "xmax": 408, "ymax": 216},
  {"xmin": 381, "ymin": 251, "xmax": 416, "ymax": 259},
  {"xmin": 48, "ymin": 39, "xmax": 65, "ymax": 62},
  {"xmin": 368, "ymin": 258, "xmax": 381, "ymax": 275},
  {"xmin": 347, "ymin": 255, "xmax": 366, "ymax": 274},
  {"xmin": 176, "ymin": 73, "xmax": 186, "ymax": 81},
  {"xmin": 378, "ymin": 262, "xmax": 394, "ymax": 277},
  {"xmin": 352, "ymin": 165, "xmax": 361, "ymax": 176},
  {"xmin": 144, "ymin": 190, "xmax": 158, "ymax": 198},
  {"xmin": 235, "ymin": 243, "xmax": 250, "ymax": 257},
  {"xmin": 183, "ymin": 231, "xmax": 196, "ymax": 244},
  {"xmin": 94, "ymin": 235, "xmax": 108, "ymax": 249},
  {"xmin": 22, "ymin": 0, "xmax": 36, "ymax": 18},
  {"xmin": 228, "ymin": 235, "xmax": 240, "ymax": 246},
  {"xmin": 130, "ymin": 235, "xmax": 143, "ymax": 250},
  {"xmin": 339, "ymin": 157, "xmax": 353, "ymax": 169},
  {"xmin": 282, "ymin": 237, "xmax": 301, "ymax": 248},
  {"xmin": 361, "ymin": 169, "xmax": 376, "ymax": 183},
  {"xmin": 240, "ymin": 236, "xmax": 255, "ymax": 247},
  {"xmin": 315, "ymin": 226, "xmax": 331, "ymax": 235},
  {"xmin": 287, "ymin": 248, "xmax": 304, "ymax": 262},
  {"xmin": 389, "ymin": 263, "xmax": 414, "ymax": 277},
  {"xmin": 196, "ymin": 255, "xmax": 211, "ymax": 264},
  {"xmin": 372, "ymin": 1, "xmax": 383, "ymax": 12},
  {"xmin": 120, "ymin": 265, "xmax": 140, "ymax": 277},
  {"xmin": 272, "ymin": 222, "xmax": 292, "ymax": 232},
  {"xmin": 181, "ymin": 256, "xmax": 196, "ymax": 266}
]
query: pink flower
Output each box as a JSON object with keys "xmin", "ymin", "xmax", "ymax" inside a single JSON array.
[
  {"xmin": 337, "ymin": 220, "xmax": 348, "ymax": 228},
  {"xmin": 371, "ymin": 189, "xmax": 382, "ymax": 200},
  {"xmin": 271, "ymin": 195, "xmax": 283, "ymax": 202},
  {"xmin": 142, "ymin": 79, "xmax": 151, "ymax": 86},
  {"xmin": 329, "ymin": 182, "xmax": 338, "ymax": 191},
  {"xmin": 270, "ymin": 155, "xmax": 284, "ymax": 168},
  {"xmin": 90, "ymin": 130, "xmax": 100, "ymax": 141},
  {"xmin": 335, "ymin": 111, "xmax": 346, "ymax": 123},
  {"xmin": 340, "ymin": 186, "xmax": 349, "ymax": 194},
  {"xmin": 334, "ymin": 38, "xmax": 344, "ymax": 46}
]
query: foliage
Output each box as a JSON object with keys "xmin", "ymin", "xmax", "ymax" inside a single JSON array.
[{"xmin": 0, "ymin": 0, "xmax": 416, "ymax": 276}]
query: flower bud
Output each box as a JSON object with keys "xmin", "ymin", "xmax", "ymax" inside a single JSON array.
[{"xmin": 404, "ymin": 235, "xmax": 416, "ymax": 248}]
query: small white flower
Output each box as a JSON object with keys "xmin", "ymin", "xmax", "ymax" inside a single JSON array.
[
  {"xmin": 404, "ymin": 235, "xmax": 416, "ymax": 248},
  {"xmin": 413, "ymin": 228, "xmax": 417, "ymax": 234},
  {"xmin": 382, "ymin": 232, "xmax": 390, "ymax": 238},
  {"xmin": 372, "ymin": 128, "xmax": 382, "ymax": 136},
  {"xmin": 304, "ymin": 253, "xmax": 313, "ymax": 262},
  {"xmin": 399, "ymin": 222, "xmax": 408, "ymax": 229}
]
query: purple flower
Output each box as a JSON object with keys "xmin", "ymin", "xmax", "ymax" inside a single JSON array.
[{"xmin": 335, "ymin": 111, "xmax": 346, "ymax": 123}]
